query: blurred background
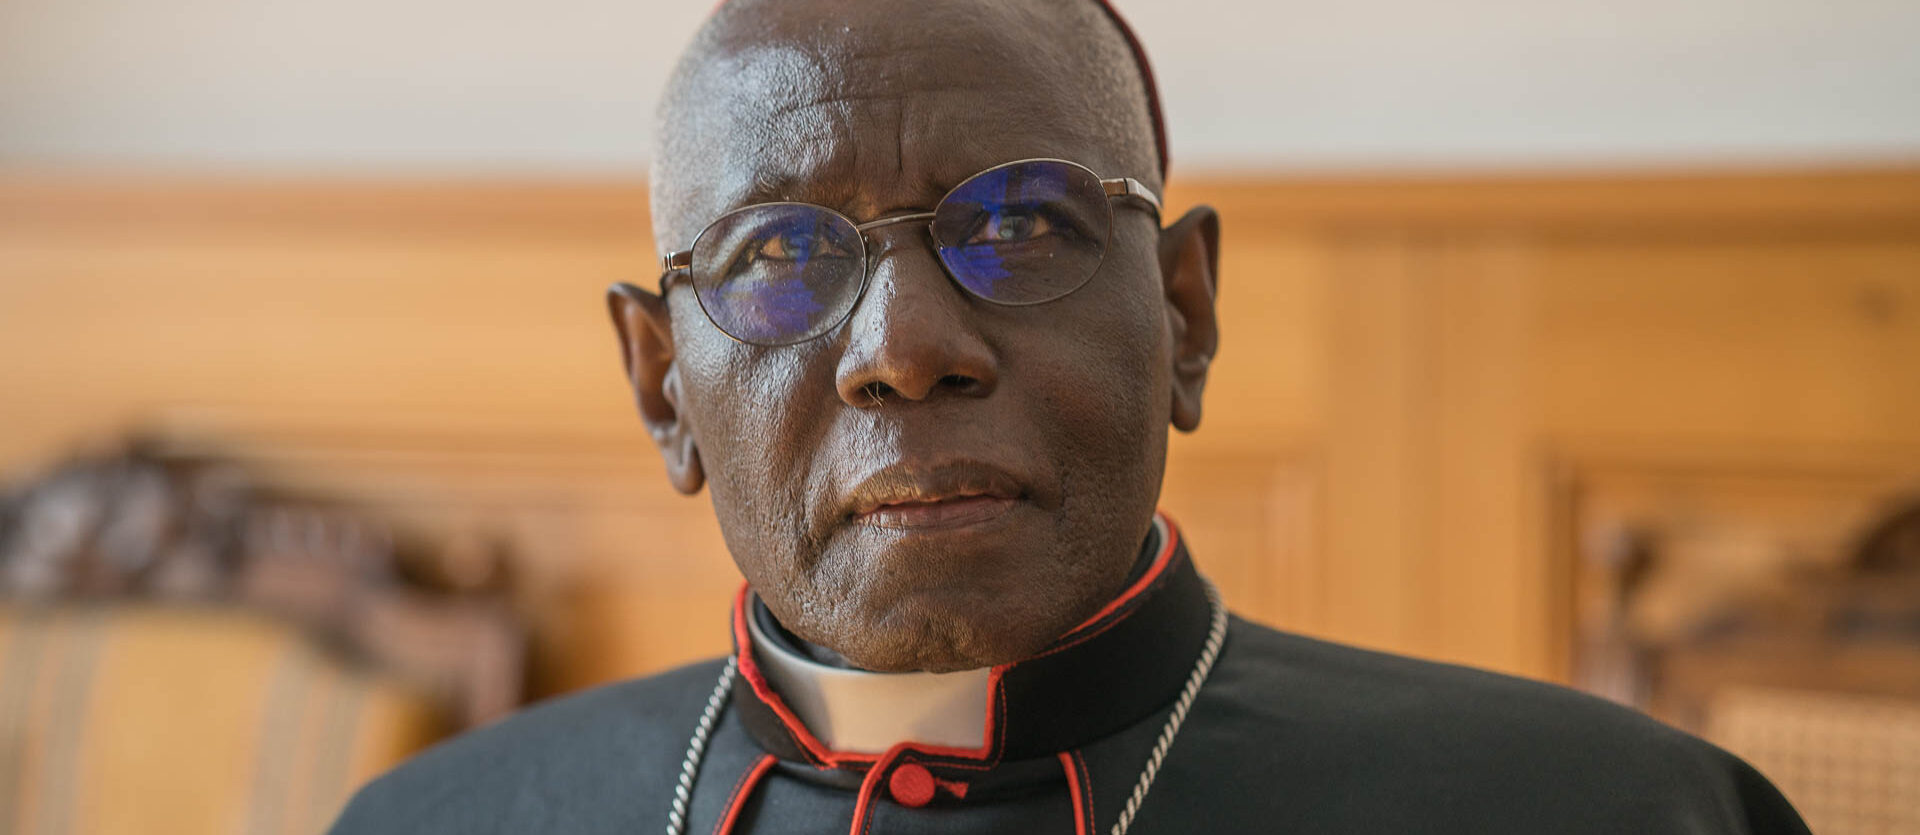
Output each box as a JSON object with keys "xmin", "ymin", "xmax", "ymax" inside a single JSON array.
[{"xmin": 2, "ymin": 0, "xmax": 1917, "ymax": 832}]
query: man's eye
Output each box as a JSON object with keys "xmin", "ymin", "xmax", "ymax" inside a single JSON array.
[
  {"xmin": 965, "ymin": 209, "xmax": 1053, "ymax": 245},
  {"xmin": 752, "ymin": 231, "xmax": 850, "ymax": 262}
]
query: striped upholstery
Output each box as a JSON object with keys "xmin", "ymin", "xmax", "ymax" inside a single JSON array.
[{"xmin": 0, "ymin": 605, "xmax": 443, "ymax": 835}]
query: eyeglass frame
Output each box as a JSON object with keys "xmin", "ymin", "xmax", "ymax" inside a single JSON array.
[{"xmin": 655, "ymin": 157, "xmax": 1164, "ymax": 344}]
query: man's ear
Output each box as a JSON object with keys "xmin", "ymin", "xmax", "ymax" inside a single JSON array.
[
  {"xmin": 1158, "ymin": 206, "xmax": 1221, "ymax": 433},
  {"xmin": 607, "ymin": 282, "xmax": 705, "ymax": 495}
]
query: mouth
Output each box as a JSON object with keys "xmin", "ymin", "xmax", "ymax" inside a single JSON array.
[{"xmin": 845, "ymin": 462, "xmax": 1028, "ymax": 531}]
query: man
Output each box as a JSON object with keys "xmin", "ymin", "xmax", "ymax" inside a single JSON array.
[{"xmin": 331, "ymin": 1, "xmax": 1809, "ymax": 832}]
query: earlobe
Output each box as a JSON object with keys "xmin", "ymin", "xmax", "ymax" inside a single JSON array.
[
  {"xmin": 607, "ymin": 282, "xmax": 706, "ymax": 495},
  {"xmin": 657, "ymin": 364, "xmax": 706, "ymax": 494},
  {"xmin": 1157, "ymin": 206, "xmax": 1221, "ymax": 433}
]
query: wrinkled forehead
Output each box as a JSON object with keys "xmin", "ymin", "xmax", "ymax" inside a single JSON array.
[{"xmin": 652, "ymin": 4, "xmax": 1150, "ymax": 248}]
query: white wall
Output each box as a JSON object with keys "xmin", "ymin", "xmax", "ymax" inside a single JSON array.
[{"xmin": 2, "ymin": 0, "xmax": 1915, "ymax": 173}]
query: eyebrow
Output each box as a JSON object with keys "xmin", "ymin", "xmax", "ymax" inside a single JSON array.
[
  {"xmin": 725, "ymin": 168, "xmax": 858, "ymax": 217},
  {"xmin": 726, "ymin": 168, "xmax": 956, "ymax": 227}
]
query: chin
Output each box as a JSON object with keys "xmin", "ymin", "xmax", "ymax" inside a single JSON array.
[
  {"xmin": 836, "ymin": 582, "xmax": 1090, "ymax": 673},
  {"xmin": 840, "ymin": 624, "xmax": 1051, "ymax": 674},
  {"xmin": 765, "ymin": 505, "xmax": 1143, "ymax": 672}
]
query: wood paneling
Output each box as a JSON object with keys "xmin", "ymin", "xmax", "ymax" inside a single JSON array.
[{"xmin": 3, "ymin": 167, "xmax": 1917, "ymax": 692}]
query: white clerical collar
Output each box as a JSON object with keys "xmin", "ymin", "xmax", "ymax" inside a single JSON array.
[
  {"xmin": 748, "ymin": 605, "xmax": 991, "ymax": 754},
  {"xmin": 746, "ymin": 517, "xmax": 1167, "ymax": 755}
]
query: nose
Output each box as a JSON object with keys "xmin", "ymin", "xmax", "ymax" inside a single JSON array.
[{"xmin": 834, "ymin": 229, "xmax": 999, "ymax": 407}]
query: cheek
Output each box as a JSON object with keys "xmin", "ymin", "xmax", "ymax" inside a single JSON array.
[
  {"xmin": 1021, "ymin": 238, "xmax": 1173, "ymax": 516},
  {"xmin": 673, "ymin": 306, "xmax": 836, "ymax": 579},
  {"xmin": 1051, "ymin": 239, "xmax": 1171, "ymax": 427}
]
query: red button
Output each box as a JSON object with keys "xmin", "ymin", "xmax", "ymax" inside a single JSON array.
[{"xmin": 888, "ymin": 763, "xmax": 936, "ymax": 807}]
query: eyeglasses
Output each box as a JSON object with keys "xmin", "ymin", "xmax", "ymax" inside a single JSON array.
[{"xmin": 658, "ymin": 158, "xmax": 1162, "ymax": 346}]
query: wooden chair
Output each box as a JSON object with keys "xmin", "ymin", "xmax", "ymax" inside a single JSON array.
[
  {"xmin": 0, "ymin": 443, "xmax": 525, "ymax": 834},
  {"xmin": 1571, "ymin": 475, "xmax": 1920, "ymax": 835}
]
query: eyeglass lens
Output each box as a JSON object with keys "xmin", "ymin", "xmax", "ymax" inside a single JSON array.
[
  {"xmin": 931, "ymin": 160, "xmax": 1111, "ymax": 305},
  {"xmin": 689, "ymin": 202, "xmax": 865, "ymax": 346},
  {"xmin": 686, "ymin": 159, "xmax": 1116, "ymax": 346}
]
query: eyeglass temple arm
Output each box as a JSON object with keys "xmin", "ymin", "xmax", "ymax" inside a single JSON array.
[
  {"xmin": 659, "ymin": 251, "xmax": 692, "ymax": 293},
  {"xmin": 1104, "ymin": 177, "xmax": 1162, "ymax": 217}
]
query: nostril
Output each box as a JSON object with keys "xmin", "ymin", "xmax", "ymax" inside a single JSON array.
[
  {"xmin": 939, "ymin": 374, "xmax": 979, "ymax": 394},
  {"xmin": 848, "ymin": 376, "xmax": 985, "ymax": 406}
]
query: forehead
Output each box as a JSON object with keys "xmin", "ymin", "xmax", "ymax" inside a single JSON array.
[{"xmin": 660, "ymin": 5, "xmax": 1133, "ymax": 235}]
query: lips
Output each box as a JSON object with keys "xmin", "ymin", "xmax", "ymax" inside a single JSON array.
[{"xmin": 844, "ymin": 461, "xmax": 1028, "ymax": 531}]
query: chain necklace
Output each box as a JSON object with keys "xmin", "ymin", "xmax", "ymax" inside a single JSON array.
[{"xmin": 665, "ymin": 580, "xmax": 1228, "ymax": 835}]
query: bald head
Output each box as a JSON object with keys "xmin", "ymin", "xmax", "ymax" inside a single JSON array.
[{"xmin": 649, "ymin": 0, "xmax": 1161, "ymax": 250}]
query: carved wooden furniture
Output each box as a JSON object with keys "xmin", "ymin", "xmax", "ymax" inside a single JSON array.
[
  {"xmin": 0, "ymin": 443, "xmax": 527, "ymax": 833},
  {"xmin": 1563, "ymin": 456, "xmax": 1920, "ymax": 834}
]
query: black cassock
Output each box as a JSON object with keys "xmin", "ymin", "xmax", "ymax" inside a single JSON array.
[{"xmin": 331, "ymin": 521, "xmax": 1809, "ymax": 834}]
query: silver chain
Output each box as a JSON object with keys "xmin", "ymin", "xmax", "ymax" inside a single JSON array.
[
  {"xmin": 664, "ymin": 581, "xmax": 1227, "ymax": 835},
  {"xmin": 667, "ymin": 655, "xmax": 737, "ymax": 835},
  {"xmin": 1110, "ymin": 579, "xmax": 1227, "ymax": 835}
]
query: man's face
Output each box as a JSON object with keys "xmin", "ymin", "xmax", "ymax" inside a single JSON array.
[{"xmin": 619, "ymin": 0, "xmax": 1217, "ymax": 672}]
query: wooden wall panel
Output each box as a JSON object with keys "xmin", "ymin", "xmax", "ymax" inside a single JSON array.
[
  {"xmin": 3, "ymin": 168, "xmax": 1917, "ymax": 692},
  {"xmin": 1181, "ymin": 234, "xmax": 1325, "ymax": 449},
  {"xmin": 1315, "ymin": 235, "xmax": 1547, "ymax": 672},
  {"xmin": 1538, "ymin": 239, "xmax": 1920, "ymax": 446}
]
